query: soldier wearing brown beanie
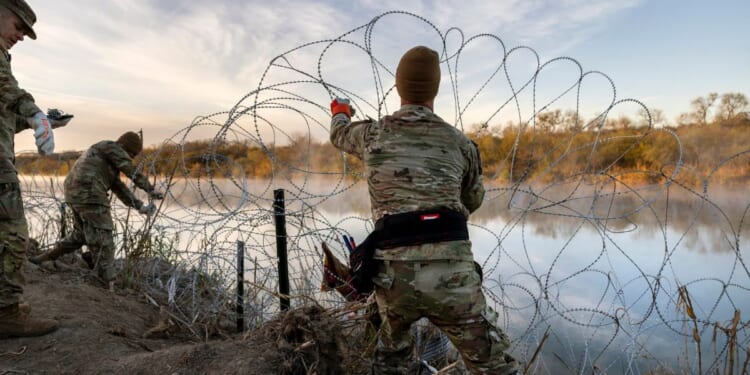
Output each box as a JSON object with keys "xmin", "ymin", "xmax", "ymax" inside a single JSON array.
[
  {"xmin": 31, "ymin": 132, "xmax": 164, "ymax": 291},
  {"xmin": 395, "ymin": 45, "xmax": 441, "ymax": 105},
  {"xmin": 117, "ymin": 131, "xmax": 143, "ymax": 157},
  {"xmin": 330, "ymin": 46, "xmax": 521, "ymax": 374}
]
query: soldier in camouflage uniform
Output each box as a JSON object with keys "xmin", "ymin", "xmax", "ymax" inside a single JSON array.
[
  {"xmin": 31, "ymin": 132, "xmax": 164, "ymax": 288},
  {"xmin": 329, "ymin": 46, "xmax": 520, "ymax": 374},
  {"xmin": 0, "ymin": 0, "xmax": 74, "ymax": 338}
]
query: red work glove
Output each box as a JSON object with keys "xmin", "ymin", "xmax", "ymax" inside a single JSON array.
[{"xmin": 330, "ymin": 97, "xmax": 355, "ymax": 118}]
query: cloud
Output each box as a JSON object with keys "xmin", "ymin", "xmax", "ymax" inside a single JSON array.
[{"xmin": 10, "ymin": 0, "xmax": 643, "ymax": 151}]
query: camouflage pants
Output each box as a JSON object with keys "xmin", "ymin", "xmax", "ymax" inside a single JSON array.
[
  {"xmin": 371, "ymin": 259, "xmax": 520, "ymax": 375},
  {"xmin": 58, "ymin": 204, "xmax": 116, "ymax": 283},
  {"xmin": 0, "ymin": 183, "xmax": 29, "ymax": 309}
]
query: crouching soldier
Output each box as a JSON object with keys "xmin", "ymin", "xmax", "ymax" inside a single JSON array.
[
  {"xmin": 329, "ymin": 46, "xmax": 521, "ymax": 374},
  {"xmin": 31, "ymin": 132, "xmax": 164, "ymax": 289}
]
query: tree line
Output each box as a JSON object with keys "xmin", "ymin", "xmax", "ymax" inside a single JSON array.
[{"xmin": 16, "ymin": 92, "xmax": 749, "ymax": 188}]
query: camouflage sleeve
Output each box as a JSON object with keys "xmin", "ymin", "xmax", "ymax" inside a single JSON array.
[
  {"xmin": 103, "ymin": 144, "xmax": 154, "ymax": 193},
  {"xmin": 329, "ymin": 114, "xmax": 371, "ymax": 158},
  {"xmin": 15, "ymin": 115, "xmax": 30, "ymax": 133},
  {"xmin": 461, "ymin": 140, "xmax": 485, "ymax": 213},
  {"xmin": 111, "ymin": 178, "xmax": 143, "ymax": 209},
  {"xmin": 0, "ymin": 54, "xmax": 41, "ymax": 118}
]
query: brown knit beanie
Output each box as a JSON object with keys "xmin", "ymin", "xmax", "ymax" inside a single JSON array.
[
  {"xmin": 395, "ymin": 46, "xmax": 441, "ymax": 103},
  {"xmin": 116, "ymin": 131, "xmax": 142, "ymax": 157}
]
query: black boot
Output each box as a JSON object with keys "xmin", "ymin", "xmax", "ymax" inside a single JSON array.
[{"xmin": 81, "ymin": 251, "xmax": 95, "ymax": 269}]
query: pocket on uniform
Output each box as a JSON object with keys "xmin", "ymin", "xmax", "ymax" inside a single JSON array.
[
  {"xmin": 435, "ymin": 261, "xmax": 479, "ymax": 291},
  {"xmin": 1, "ymin": 233, "xmax": 28, "ymax": 277},
  {"xmin": 0, "ymin": 184, "xmax": 25, "ymax": 221},
  {"xmin": 76, "ymin": 206, "xmax": 114, "ymax": 230}
]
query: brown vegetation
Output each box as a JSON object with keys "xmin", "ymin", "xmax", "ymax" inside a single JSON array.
[
  {"xmin": 16, "ymin": 92, "xmax": 749, "ymax": 189},
  {"xmin": 469, "ymin": 111, "xmax": 750, "ymax": 187}
]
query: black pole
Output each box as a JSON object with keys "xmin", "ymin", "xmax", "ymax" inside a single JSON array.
[
  {"xmin": 273, "ymin": 189, "xmax": 290, "ymax": 311},
  {"xmin": 236, "ymin": 241, "xmax": 245, "ymax": 332},
  {"xmin": 59, "ymin": 202, "xmax": 66, "ymax": 239}
]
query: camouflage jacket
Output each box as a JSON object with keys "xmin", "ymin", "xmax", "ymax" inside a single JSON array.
[
  {"xmin": 0, "ymin": 48, "xmax": 41, "ymax": 183},
  {"xmin": 64, "ymin": 140, "xmax": 154, "ymax": 208},
  {"xmin": 331, "ymin": 103, "xmax": 484, "ymax": 212}
]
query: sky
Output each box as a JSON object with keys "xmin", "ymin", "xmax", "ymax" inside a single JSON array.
[{"xmin": 9, "ymin": 0, "xmax": 750, "ymax": 152}]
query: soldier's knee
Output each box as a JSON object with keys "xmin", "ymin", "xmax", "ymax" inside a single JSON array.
[
  {"xmin": 87, "ymin": 234, "xmax": 113, "ymax": 250},
  {"xmin": 476, "ymin": 320, "xmax": 521, "ymax": 374},
  {"xmin": 480, "ymin": 306, "xmax": 510, "ymax": 351}
]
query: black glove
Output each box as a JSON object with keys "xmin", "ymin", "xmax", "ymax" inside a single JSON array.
[{"xmin": 47, "ymin": 108, "xmax": 74, "ymax": 128}]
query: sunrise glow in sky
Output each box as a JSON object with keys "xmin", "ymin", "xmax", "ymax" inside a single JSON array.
[{"xmin": 10, "ymin": 0, "xmax": 749, "ymax": 152}]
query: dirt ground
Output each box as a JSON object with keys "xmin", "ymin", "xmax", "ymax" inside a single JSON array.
[{"xmin": 0, "ymin": 258, "xmax": 371, "ymax": 375}]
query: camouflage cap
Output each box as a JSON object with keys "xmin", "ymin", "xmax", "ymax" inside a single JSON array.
[
  {"xmin": 1, "ymin": 0, "xmax": 37, "ymax": 39},
  {"xmin": 116, "ymin": 131, "xmax": 143, "ymax": 157}
]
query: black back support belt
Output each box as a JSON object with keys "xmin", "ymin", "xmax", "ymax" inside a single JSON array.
[
  {"xmin": 374, "ymin": 209, "xmax": 469, "ymax": 249},
  {"xmin": 348, "ymin": 208, "xmax": 469, "ymax": 294},
  {"xmin": 349, "ymin": 210, "xmax": 469, "ymax": 293}
]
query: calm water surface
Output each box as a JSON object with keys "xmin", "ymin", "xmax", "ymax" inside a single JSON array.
[{"xmin": 21, "ymin": 176, "xmax": 749, "ymax": 373}]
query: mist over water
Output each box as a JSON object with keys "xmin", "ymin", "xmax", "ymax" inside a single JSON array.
[
  {"xmin": 274, "ymin": 179, "xmax": 750, "ymax": 373},
  {"xmin": 21, "ymin": 175, "xmax": 749, "ymax": 373}
]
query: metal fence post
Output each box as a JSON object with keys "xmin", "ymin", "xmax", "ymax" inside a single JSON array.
[
  {"xmin": 59, "ymin": 202, "xmax": 67, "ymax": 239},
  {"xmin": 237, "ymin": 240, "xmax": 245, "ymax": 332},
  {"xmin": 273, "ymin": 189, "xmax": 290, "ymax": 311}
]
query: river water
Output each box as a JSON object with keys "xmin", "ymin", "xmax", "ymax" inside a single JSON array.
[{"xmin": 20, "ymin": 176, "xmax": 749, "ymax": 374}]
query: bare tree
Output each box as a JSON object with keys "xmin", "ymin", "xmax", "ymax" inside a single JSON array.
[
  {"xmin": 468, "ymin": 122, "xmax": 490, "ymax": 136},
  {"xmin": 637, "ymin": 107, "xmax": 667, "ymax": 128},
  {"xmin": 561, "ymin": 109, "xmax": 584, "ymax": 131},
  {"xmin": 717, "ymin": 92, "xmax": 749, "ymax": 121},
  {"xmin": 690, "ymin": 92, "xmax": 718, "ymax": 125},
  {"xmin": 604, "ymin": 115, "xmax": 633, "ymax": 129},
  {"xmin": 535, "ymin": 109, "xmax": 562, "ymax": 132},
  {"xmin": 675, "ymin": 112, "xmax": 693, "ymax": 127}
]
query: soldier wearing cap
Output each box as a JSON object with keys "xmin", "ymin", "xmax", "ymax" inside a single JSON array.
[
  {"xmin": 31, "ymin": 132, "xmax": 164, "ymax": 289},
  {"xmin": 0, "ymin": 0, "xmax": 73, "ymax": 338},
  {"xmin": 329, "ymin": 46, "xmax": 521, "ymax": 374}
]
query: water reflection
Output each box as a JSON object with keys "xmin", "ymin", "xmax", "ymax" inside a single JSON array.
[
  {"xmin": 311, "ymin": 180, "xmax": 750, "ymax": 373},
  {"xmin": 320, "ymin": 179, "xmax": 750, "ymax": 254},
  {"xmin": 19, "ymin": 176, "xmax": 750, "ymax": 373}
]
